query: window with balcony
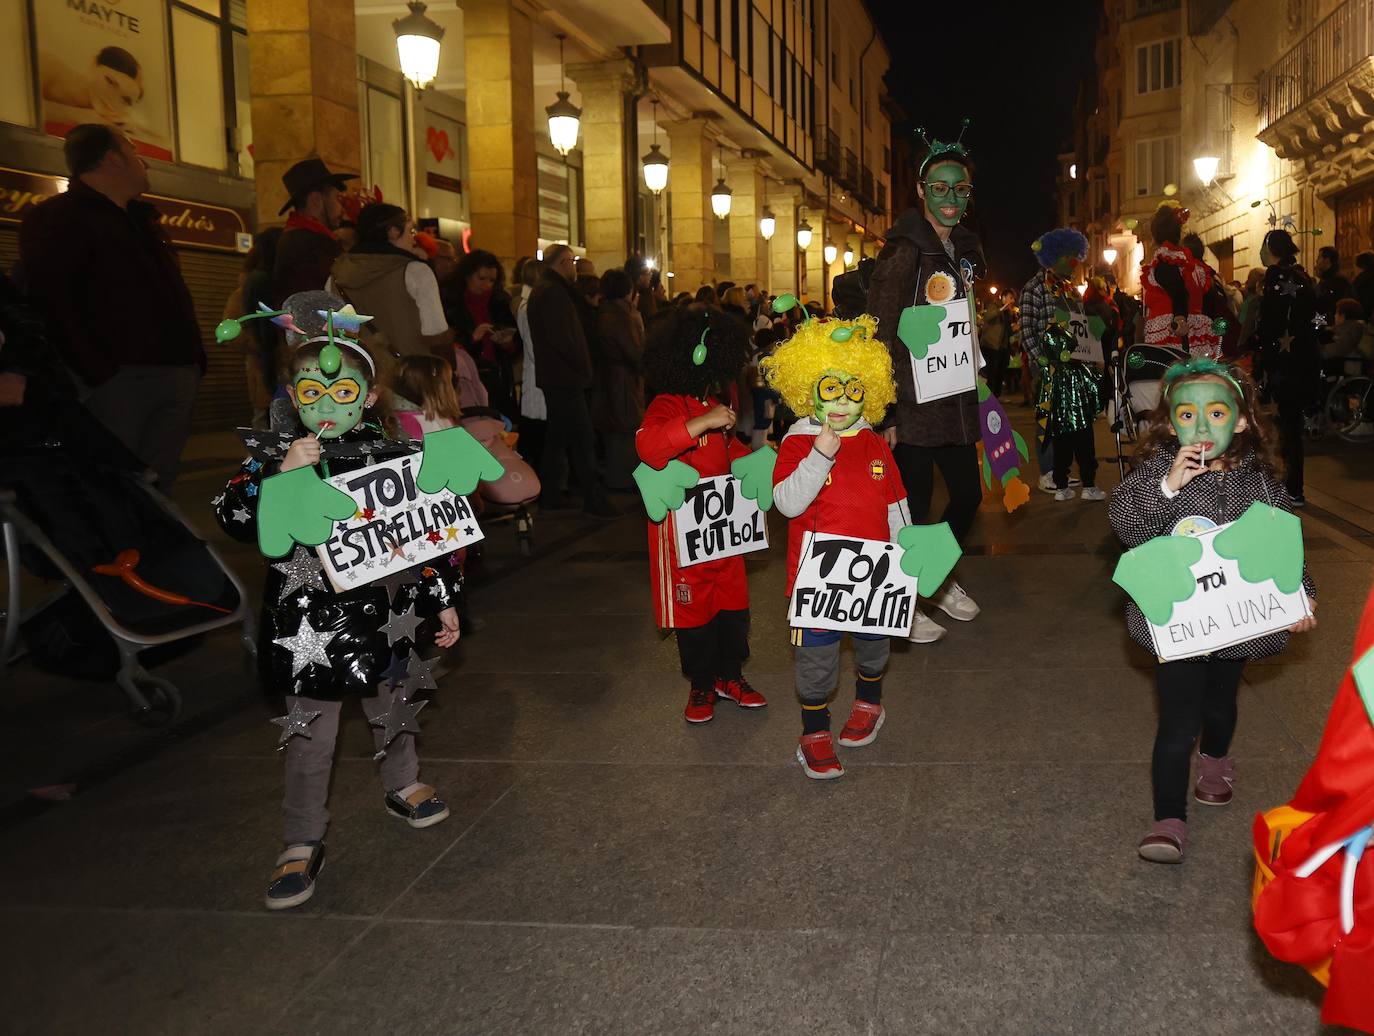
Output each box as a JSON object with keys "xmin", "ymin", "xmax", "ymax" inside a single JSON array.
[
  {"xmin": 1134, "ymin": 135, "xmax": 1179, "ymax": 196},
  {"xmin": 1135, "ymin": 38, "xmax": 1180, "ymax": 94}
]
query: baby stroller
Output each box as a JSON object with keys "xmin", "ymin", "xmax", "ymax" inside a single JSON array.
[
  {"xmin": 459, "ymin": 407, "xmax": 540, "ymax": 556},
  {"xmin": 2, "ymin": 441, "xmax": 253, "ymax": 726},
  {"xmin": 1110, "ymin": 343, "xmax": 1189, "ymax": 479}
]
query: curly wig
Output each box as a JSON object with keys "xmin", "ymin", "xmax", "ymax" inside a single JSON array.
[
  {"xmin": 760, "ymin": 314, "xmax": 895, "ymax": 425},
  {"xmin": 1031, "ymin": 228, "xmax": 1088, "ymax": 270},
  {"xmin": 643, "ymin": 302, "xmax": 752, "ymax": 399},
  {"xmin": 1150, "ymin": 201, "xmax": 1185, "ymax": 247}
]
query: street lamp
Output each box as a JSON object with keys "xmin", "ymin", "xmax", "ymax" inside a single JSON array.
[
  {"xmin": 545, "ymin": 35, "xmax": 581, "ymax": 156},
  {"xmin": 989, "ymin": 285, "xmax": 999, "ymax": 296},
  {"xmin": 796, "ymin": 216, "xmax": 813, "ymax": 250},
  {"xmin": 1193, "ymin": 155, "xmax": 1220, "ymax": 187},
  {"xmin": 642, "ymin": 99, "xmax": 668, "ymax": 194},
  {"xmin": 1102, "ymin": 247, "xmax": 1118, "ymax": 265},
  {"xmin": 710, "ymin": 177, "xmax": 733, "ymax": 219},
  {"xmin": 759, "ymin": 208, "xmax": 776, "ymax": 241},
  {"xmin": 823, "ymin": 240, "xmax": 838, "ymax": 265},
  {"xmin": 1075, "ymin": 282, "xmax": 1088, "ymax": 297},
  {"xmin": 393, "ymin": 1, "xmax": 444, "ymax": 90},
  {"xmin": 842, "ymin": 246, "xmax": 854, "ymax": 267}
]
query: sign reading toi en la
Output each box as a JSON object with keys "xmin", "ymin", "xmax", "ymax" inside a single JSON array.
[
  {"xmin": 673, "ymin": 474, "xmax": 768, "ymax": 567},
  {"xmin": 788, "ymin": 533, "xmax": 918, "ymax": 637},
  {"xmin": 315, "ymin": 453, "xmax": 483, "ymax": 592},
  {"xmin": 909, "ymin": 296, "xmax": 977, "ymax": 403},
  {"xmin": 1148, "ymin": 522, "xmax": 1310, "ymax": 661}
]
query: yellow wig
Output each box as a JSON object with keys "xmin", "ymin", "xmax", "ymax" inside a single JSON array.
[{"xmin": 760, "ymin": 314, "xmax": 896, "ymax": 425}]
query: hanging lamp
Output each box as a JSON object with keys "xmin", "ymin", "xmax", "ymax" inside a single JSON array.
[
  {"xmin": 642, "ymin": 98, "xmax": 669, "ymax": 194},
  {"xmin": 545, "ymin": 34, "xmax": 581, "ymax": 156},
  {"xmin": 393, "ymin": 1, "xmax": 444, "ymax": 90}
]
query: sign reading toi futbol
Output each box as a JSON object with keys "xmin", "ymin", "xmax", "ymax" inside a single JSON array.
[
  {"xmin": 788, "ymin": 533, "xmax": 919, "ymax": 637},
  {"xmin": 673, "ymin": 474, "xmax": 769, "ymax": 567}
]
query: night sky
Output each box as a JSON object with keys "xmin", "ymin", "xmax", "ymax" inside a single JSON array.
[{"xmin": 868, "ymin": 0, "xmax": 1103, "ymax": 293}]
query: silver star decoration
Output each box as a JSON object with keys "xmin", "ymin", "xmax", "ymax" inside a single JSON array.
[
  {"xmin": 273, "ymin": 614, "xmax": 338, "ymax": 676},
  {"xmin": 365, "ymin": 688, "xmax": 427, "ymax": 753},
  {"xmin": 380, "ymin": 652, "xmax": 410, "ymax": 689},
  {"xmin": 212, "ymin": 493, "xmax": 225, "ymax": 508},
  {"xmin": 346, "ymin": 570, "xmax": 359, "ymax": 583},
  {"xmin": 428, "ymin": 582, "xmax": 447, "ymax": 599},
  {"xmin": 365, "ymin": 455, "xmax": 377, "ymax": 467},
  {"xmin": 295, "ymin": 594, "xmax": 312, "ymax": 608},
  {"xmin": 1279, "ymin": 279, "xmax": 1300, "ymax": 298},
  {"xmin": 232, "ymin": 507, "xmax": 251, "ymax": 523},
  {"xmin": 375, "ymin": 569, "xmax": 416, "ymax": 605},
  {"xmin": 270, "ymin": 698, "xmax": 322, "ymax": 748},
  {"xmin": 405, "ymin": 651, "xmax": 440, "ymax": 692},
  {"xmin": 244, "ymin": 436, "xmax": 260, "ymax": 447},
  {"xmin": 381, "ymin": 604, "xmax": 422, "ymax": 646},
  {"xmin": 1312, "ymin": 312, "xmax": 1328, "ymax": 328},
  {"xmin": 271, "ymin": 545, "xmax": 327, "ymax": 602}
]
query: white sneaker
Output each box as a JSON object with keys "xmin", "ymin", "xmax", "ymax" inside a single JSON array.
[
  {"xmin": 1069, "ymin": 475, "xmax": 1081, "ymax": 486},
  {"xmin": 1054, "ymin": 488, "xmax": 1076, "ymax": 501},
  {"xmin": 1037, "ymin": 472, "xmax": 1056, "ymax": 494},
  {"xmin": 908, "ymin": 607, "xmax": 947, "ymax": 643},
  {"xmin": 1080, "ymin": 486, "xmax": 1106, "ymax": 501},
  {"xmin": 931, "ymin": 580, "xmax": 980, "ymax": 621}
]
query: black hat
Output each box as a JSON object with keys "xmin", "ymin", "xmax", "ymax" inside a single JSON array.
[{"xmin": 278, "ymin": 157, "xmax": 357, "ymax": 215}]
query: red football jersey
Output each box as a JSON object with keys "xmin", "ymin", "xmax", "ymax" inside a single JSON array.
[{"xmin": 773, "ymin": 425, "xmax": 907, "ymax": 593}]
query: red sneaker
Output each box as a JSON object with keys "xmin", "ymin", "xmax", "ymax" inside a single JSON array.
[
  {"xmin": 837, "ymin": 701, "xmax": 885, "ymax": 748},
  {"xmin": 715, "ymin": 677, "xmax": 767, "ymax": 708},
  {"xmin": 796, "ymin": 732, "xmax": 845, "ymax": 780},
  {"xmin": 684, "ymin": 687, "xmax": 715, "ymax": 724}
]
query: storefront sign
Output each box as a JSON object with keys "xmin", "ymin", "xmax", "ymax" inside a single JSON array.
[
  {"xmin": 36, "ymin": 0, "xmax": 175, "ymax": 161},
  {"xmin": 0, "ymin": 166, "xmax": 249, "ymax": 252}
]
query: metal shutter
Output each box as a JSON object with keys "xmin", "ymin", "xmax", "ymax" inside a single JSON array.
[{"xmin": 177, "ymin": 249, "xmax": 249, "ymax": 431}]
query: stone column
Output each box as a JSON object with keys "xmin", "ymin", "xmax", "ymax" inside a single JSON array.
[
  {"xmin": 768, "ymin": 186, "xmax": 801, "ymax": 297},
  {"xmin": 464, "ymin": 0, "xmax": 539, "ymax": 269},
  {"xmin": 246, "ymin": 0, "xmax": 359, "ymax": 228},
  {"xmin": 665, "ymin": 118, "xmax": 717, "ymax": 291},
  {"xmin": 567, "ymin": 59, "xmax": 637, "ymax": 274},
  {"xmin": 726, "ymin": 156, "xmax": 767, "ymax": 289}
]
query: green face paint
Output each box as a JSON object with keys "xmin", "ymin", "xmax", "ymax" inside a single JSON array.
[
  {"xmin": 813, "ymin": 368, "xmax": 865, "ymax": 431},
  {"xmin": 922, "ymin": 161, "xmax": 971, "ymax": 228},
  {"xmin": 1169, "ymin": 378, "xmax": 1241, "ymax": 458},
  {"xmin": 292, "ymin": 354, "xmax": 369, "ymax": 439}
]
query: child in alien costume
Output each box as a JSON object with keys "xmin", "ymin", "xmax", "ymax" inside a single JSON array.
[
  {"xmin": 765, "ymin": 314, "xmax": 960, "ymax": 781},
  {"xmin": 1108, "ymin": 357, "xmax": 1316, "ymax": 865},
  {"xmin": 214, "ymin": 291, "xmax": 496, "ymax": 910}
]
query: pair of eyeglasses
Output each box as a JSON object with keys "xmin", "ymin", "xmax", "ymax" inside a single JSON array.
[
  {"xmin": 924, "ymin": 181, "xmax": 974, "ymax": 199},
  {"xmin": 817, "ymin": 375, "xmax": 865, "ymax": 402},
  {"xmin": 295, "ymin": 377, "xmax": 361, "ymax": 404}
]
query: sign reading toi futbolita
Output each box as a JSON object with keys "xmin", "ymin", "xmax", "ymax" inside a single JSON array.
[
  {"xmin": 315, "ymin": 453, "xmax": 483, "ymax": 591},
  {"xmin": 788, "ymin": 533, "xmax": 918, "ymax": 637},
  {"xmin": 672, "ymin": 474, "xmax": 768, "ymax": 567}
]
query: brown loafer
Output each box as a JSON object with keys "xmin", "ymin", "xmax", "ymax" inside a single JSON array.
[
  {"xmin": 1138, "ymin": 819, "xmax": 1187, "ymax": 864},
  {"xmin": 1194, "ymin": 752, "xmax": 1235, "ymax": 806}
]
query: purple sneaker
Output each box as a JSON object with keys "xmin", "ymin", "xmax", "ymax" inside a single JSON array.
[
  {"xmin": 1195, "ymin": 753, "xmax": 1235, "ymax": 806},
  {"xmin": 1138, "ymin": 819, "xmax": 1187, "ymax": 864}
]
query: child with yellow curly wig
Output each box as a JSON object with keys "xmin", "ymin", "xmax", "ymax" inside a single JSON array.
[{"xmin": 764, "ymin": 315, "xmax": 911, "ymax": 780}]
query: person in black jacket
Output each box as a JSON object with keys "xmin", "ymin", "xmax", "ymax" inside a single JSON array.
[{"xmin": 1255, "ymin": 229, "xmax": 1320, "ymax": 504}]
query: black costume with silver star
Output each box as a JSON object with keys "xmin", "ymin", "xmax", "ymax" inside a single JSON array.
[{"xmin": 214, "ymin": 419, "xmax": 462, "ymax": 701}]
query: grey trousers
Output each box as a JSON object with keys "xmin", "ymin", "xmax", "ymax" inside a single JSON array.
[
  {"xmin": 282, "ymin": 689, "xmax": 420, "ymax": 845},
  {"xmin": 82, "ymin": 364, "xmax": 200, "ymax": 488},
  {"xmin": 795, "ymin": 636, "xmax": 890, "ymax": 705}
]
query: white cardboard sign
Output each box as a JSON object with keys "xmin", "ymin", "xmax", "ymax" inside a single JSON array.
[
  {"xmin": 788, "ymin": 533, "xmax": 918, "ymax": 637},
  {"xmin": 1065, "ymin": 312, "xmax": 1105, "ymax": 365},
  {"xmin": 911, "ymin": 296, "xmax": 978, "ymax": 403},
  {"xmin": 315, "ymin": 452, "xmax": 483, "ymax": 592},
  {"xmin": 673, "ymin": 474, "xmax": 769, "ymax": 568},
  {"xmin": 1148, "ymin": 522, "xmax": 1310, "ymax": 661}
]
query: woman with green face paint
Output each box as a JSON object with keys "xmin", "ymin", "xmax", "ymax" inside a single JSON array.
[
  {"xmin": 1108, "ymin": 358, "xmax": 1317, "ymax": 865},
  {"xmin": 867, "ymin": 126, "xmax": 986, "ymax": 644}
]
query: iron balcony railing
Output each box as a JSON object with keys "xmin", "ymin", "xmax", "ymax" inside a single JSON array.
[
  {"xmin": 817, "ymin": 129, "xmax": 842, "ymax": 175},
  {"xmin": 1261, "ymin": 0, "xmax": 1374, "ymax": 130},
  {"xmin": 876, "ymin": 182, "xmax": 887, "ymax": 215},
  {"xmin": 841, "ymin": 147, "xmax": 859, "ymax": 190},
  {"xmin": 860, "ymin": 166, "xmax": 875, "ymax": 205}
]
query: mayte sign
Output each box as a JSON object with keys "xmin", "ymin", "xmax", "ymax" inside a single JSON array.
[
  {"xmin": 789, "ymin": 533, "xmax": 918, "ymax": 637},
  {"xmin": 673, "ymin": 474, "xmax": 768, "ymax": 567},
  {"xmin": 315, "ymin": 453, "xmax": 483, "ymax": 592}
]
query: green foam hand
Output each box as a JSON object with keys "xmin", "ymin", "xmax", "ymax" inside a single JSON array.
[
  {"xmin": 1087, "ymin": 315, "xmax": 1107, "ymax": 343},
  {"xmin": 1353, "ymin": 645, "xmax": 1374, "ymax": 730},
  {"xmin": 415, "ymin": 426, "xmax": 506, "ymax": 498},
  {"xmin": 257, "ymin": 466, "xmax": 357, "ymax": 558},
  {"xmin": 897, "ymin": 304, "xmax": 946, "ymax": 361},
  {"xmin": 896, "ymin": 522, "xmax": 963, "ymax": 598},
  {"xmin": 1213, "ymin": 501, "xmax": 1305, "ymax": 594},
  {"xmin": 633, "ymin": 460, "xmax": 700, "ymax": 522},
  {"xmin": 730, "ymin": 447, "xmax": 777, "ymax": 513},
  {"xmin": 1112, "ymin": 535, "xmax": 1204, "ymax": 626}
]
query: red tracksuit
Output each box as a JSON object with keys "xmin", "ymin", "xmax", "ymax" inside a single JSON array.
[{"xmin": 636, "ymin": 393, "xmax": 751, "ymax": 629}]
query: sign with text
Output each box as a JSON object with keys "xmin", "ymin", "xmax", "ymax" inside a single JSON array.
[
  {"xmin": 1148, "ymin": 522, "xmax": 1310, "ymax": 661},
  {"xmin": 1066, "ymin": 312, "xmax": 1104, "ymax": 365},
  {"xmin": 315, "ymin": 453, "xmax": 483, "ymax": 592},
  {"xmin": 788, "ymin": 533, "xmax": 918, "ymax": 637},
  {"xmin": 673, "ymin": 474, "xmax": 768, "ymax": 567},
  {"xmin": 911, "ymin": 296, "xmax": 977, "ymax": 403}
]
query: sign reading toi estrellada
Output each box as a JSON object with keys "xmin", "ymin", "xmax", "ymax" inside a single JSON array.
[
  {"xmin": 315, "ymin": 453, "xmax": 483, "ymax": 592},
  {"xmin": 788, "ymin": 533, "xmax": 918, "ymax": 637},
  {"xmin": 673, "ymin": 474, "xmax": 768, "ymax": 568}
]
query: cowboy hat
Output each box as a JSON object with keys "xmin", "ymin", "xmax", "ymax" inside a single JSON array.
[{"xmin": 278, "ymin": 157, "xmax": 357, "ymax": 215}]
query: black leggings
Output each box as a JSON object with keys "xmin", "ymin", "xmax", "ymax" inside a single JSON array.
[
  {"xmin": 893, "ymin": 442, "xmax": 982, "ymax": 543},
  {"xmin": 1151, "ymin": 658, "xmax": 1246, "ymax": 822},
  {"xmin": 1051, "ymin": 426, "xmax": 1097, "ymax": 489},
  {"xmin": 676, "ymin": 609, "xmax": 751, "ymax": 691}
]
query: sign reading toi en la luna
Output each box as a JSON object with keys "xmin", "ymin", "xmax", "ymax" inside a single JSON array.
[{"xmin": 0, "ymin": 166, "xmax": 250, "ymax": 252}]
